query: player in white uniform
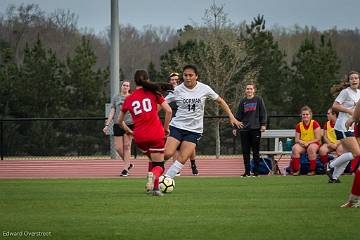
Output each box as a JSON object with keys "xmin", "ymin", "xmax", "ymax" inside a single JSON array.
[
  {"xmin": 340, "ymin": 98, "xmax": 360, "ymax": 207},
  {"xmin": 164, "ymin": 64, "xmax": 242, "ymax": 178},
  {"xmin": 327, "ymin": 71, "xmax": 360, "ymax": 182}
]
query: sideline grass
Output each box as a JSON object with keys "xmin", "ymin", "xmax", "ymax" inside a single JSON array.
[{"xmin": 0, "ymin": 176, "xmax": 358, "ymax": 240}]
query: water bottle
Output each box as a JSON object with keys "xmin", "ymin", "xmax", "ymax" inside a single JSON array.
[
  {"xmin": 286, "ymin": 138, "xmax": 292, "ymax": 151},
  {"xmin": 283, "ymin": 167, "xmax": 287, "ymax": 176},
  {"xmin": 278, "ymin": 140, "xmax": 283, "ymax": 152}
]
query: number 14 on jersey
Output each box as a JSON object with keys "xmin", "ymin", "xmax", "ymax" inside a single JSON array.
[{"xmin": 188, "ymin": 104, "xmax": 196, "ymax": 112}]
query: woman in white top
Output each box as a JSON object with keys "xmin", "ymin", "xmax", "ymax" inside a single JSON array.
[
  {"xmin": 340, "ymin": 98, "xmax": 360, "ymax": 207},
  {"xmin": 164, "ymin": 64, "xmax": 242, "ymax": 179},
  {"xmin": 327, "ymin": 71, "xmax": 360, "ymax": 182}
]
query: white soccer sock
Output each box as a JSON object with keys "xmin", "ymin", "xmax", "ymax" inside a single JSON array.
[
  {"xmin": 333, "ymin": 160, "xmax": 349, "ymax": 180},
  {"xmin": 330, "ymin": 152, "xmax": 353, "ymax": 168},
  {"xmin": 165, "ymin": 160, "xmax": 184, "ymax": 178}
]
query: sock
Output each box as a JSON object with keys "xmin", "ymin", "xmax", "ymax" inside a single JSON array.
[
  {"xmin": 320, "ymin": 155, "xmax": 328, "ymax": 165},
  {"xmin": 190, "ymin": 159, "xmax": 196, "ymax": 167},
  {"xmin": 351, "ymin": 169, "xmax": 360, "ymax": 196},
  {"xmin": 148, "ymin": 162, "xmax": 153, "ymax": 172},
  {"xmin": 330, "ymin": 152, "xmax": 353, "ymax": 168},
  {"xmin": 151, "ymin": 166, "xmax": 164, "ymax": 190},
  {"xmin": 291, "ymin": 157, "xmax": 300, "ymax": 172},
  {"xmin": 351, "ymin": 157, "xmax": 360, "ymax": 173},
  {"xmin": 165, "ymin": 160, "xmax": 184, "ymax": 178},
  {"xmin": 333, "ymin": 160, "xmax": 350, "ymax": 179},
  {"xmin": 309, "ymin": 159, "xmax": 316, "ymax": 171}
]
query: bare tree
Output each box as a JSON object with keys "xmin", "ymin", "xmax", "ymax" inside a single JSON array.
[
  {"xmin": 3, "ymin": 4, "xmax": 46, "ymax": 63},
  {"xmin": 49, "ymin": 9, "xmax": 78, "ymax": 33}
]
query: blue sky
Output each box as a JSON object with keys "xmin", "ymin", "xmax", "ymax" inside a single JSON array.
[{"xmin": 0, "ymin": 0, "xmax": 359, "ymax": 34}]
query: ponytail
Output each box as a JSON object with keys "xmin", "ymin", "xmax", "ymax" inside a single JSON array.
[{"xmin": 134, "ymin": 70, "xmax": 173, "ymax": 95}]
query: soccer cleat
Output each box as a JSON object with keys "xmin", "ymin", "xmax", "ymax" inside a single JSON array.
[
  {"xmin": 328, "ymin": 178, "xmax": 341, "ymax": 183},
  {"xmin": 145, "ymin": 172, "xmax": 155, "ymax": 193},
  {"xmin": 120, "ymin": 169, "xmax": 129, "ymax": 177},
  {"xmin": 175, "ymin": 172, "xmax": 181, "ymax": 177},
  {"xmin": 326, "ymin": 163, "xmax": 334, "ymax": 180},
  {"xmin": 191, "ymin": 165, "xmax": 199, "ymax": 175},
  {"xmin": 128, "ymin": 163, "xmax": 134, "ymax": 171},
  {"xmin": 144, "ymin": 187, "xmax": 152, "ymax": 194},
  {"xmin": 241, "ymin": 173, "xmax": 250, "ymax": 177},
  {"xmin": 340, "ymin": 194, "xmax": 360, "ymax": 208},
  {"xmin": 152, "ymin": 190, "xmax": 164, "ymax": 197},
  {"xmin": 340, "ymin": 200, "xmax": 360, "ymax": 208},
  {"xmin": 292, "ymin": 171, "xmax": 300, "ymax": 176},
  {"xmin": 307, "ymin": 171, "xmax": 315, "ymax": 176}
]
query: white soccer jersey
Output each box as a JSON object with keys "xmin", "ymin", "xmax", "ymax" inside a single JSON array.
[
  {"xmin": 165, "ymin": 82, "xmax": 219, "ymax": 133},
  {"xmin": 334, "ymin": 87, "xmax": 360, "ymax": 131}
]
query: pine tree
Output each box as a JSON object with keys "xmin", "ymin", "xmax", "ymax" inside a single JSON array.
[
  {"xmin": 17, "ymin": 37, "xmax": 66, "ymax": 117},
  {"xmin": 65, "ymin": 36, "xmax": 107, "ymax": 117},
  {"xmin": 0, "ymin": 40, "xmax": 18, "ymax": 117},
  {"xmin": 244, "ymin": 15, "xmax": 291, "ymax": 114},
  {"xmin": 290, "ymin": 35, "xmax": 341, "ymax": 114},
  {"xmin": 63, "ymin": 36, "xmax": 108, "ymax": 155}
]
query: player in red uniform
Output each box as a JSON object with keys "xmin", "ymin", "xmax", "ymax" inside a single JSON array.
[{"xmin": 118, "ymin": 70, "xmax": 172, "ymax": 196}]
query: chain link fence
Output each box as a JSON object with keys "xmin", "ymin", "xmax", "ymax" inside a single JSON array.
[{"xmin": 0, "ymin": 115, "xmax": 326, "ymax": 160}]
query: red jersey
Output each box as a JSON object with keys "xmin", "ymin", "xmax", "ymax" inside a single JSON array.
[{"xmin": 122, "ymin": 88, "xmax": 165, "ymax": 142}]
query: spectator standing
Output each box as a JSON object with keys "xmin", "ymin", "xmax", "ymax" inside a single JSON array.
[
  {"xmin": 103, "ymin": 80, "xmax": 134, "ymax": 176},
  {"xmin": 232, "ymin": 83, "xmax": 267, "ymax": 177}
]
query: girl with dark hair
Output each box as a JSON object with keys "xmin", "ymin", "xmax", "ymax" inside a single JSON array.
[
  {"xmin": 165, "ymin": 72, "xmax": 198, "ymax": 176},
  {"xmin": 318, "ymin": 108, "xmax": 343, "ymax": 170},
  {"xmin": 327, "ymin": 71, "xmax": 360, "ymax": 183},
  {"xmin": 163, "ymin": 64, "xmax": 242, "ymax": 181},
  {"xmin": 103, "ymin": 80, "xmax": 134, "ymax": 176},
  {"xmin": 118, "ymin": 70, "xmax": 172, "ymax": 196}
]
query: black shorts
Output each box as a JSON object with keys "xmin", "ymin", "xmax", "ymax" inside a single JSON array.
[
  {"xmin": 113, "ymin": 124, "xmax": 134, "ymax": 136},
  {"xmin": 335, "ymin": 129, "xmax": 354, "ymax": 140},
  {"xmin": 169, "ymin": 126, "xmax": 202, "ymax": 145}
]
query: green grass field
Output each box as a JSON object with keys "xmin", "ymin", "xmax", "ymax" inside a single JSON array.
[{"xmin": 0, "ymin": 176, "xmax": 358, "ymax": 240}]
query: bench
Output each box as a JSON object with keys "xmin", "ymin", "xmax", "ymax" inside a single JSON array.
[{"xmin": 260, "ymin": 129, "xmax": 295, "ymax": 175}]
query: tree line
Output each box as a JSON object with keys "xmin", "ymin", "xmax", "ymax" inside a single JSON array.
[{"xmin": 0, "ymin": 3, "xmax": 359, "ymax": 156}]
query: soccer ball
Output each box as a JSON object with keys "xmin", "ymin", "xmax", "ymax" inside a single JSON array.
[{"xmin": 159, "ymin": 175, "xmax": 175, "ymax": 193}]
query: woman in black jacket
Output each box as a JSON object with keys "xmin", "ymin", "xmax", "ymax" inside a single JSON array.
[{"xmin": 232, "ymin": 83, "xmax": 267, "ymax": 177}]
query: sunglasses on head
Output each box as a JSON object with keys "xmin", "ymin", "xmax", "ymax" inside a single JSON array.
[{"xmin": 169, "ymin": 72, "xmax": 179, "ymax": 77}]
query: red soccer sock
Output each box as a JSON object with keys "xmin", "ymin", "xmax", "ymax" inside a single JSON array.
[
  {"xmin": 151, "ymin": 166, "xmax": 164, "ymax": 190},
  {"xmin": 351, "ymin": 169, "xmax": 360, "ymax": 196},
  {"xmin": 309, "ymin": 159, "xmax": 316, "ymax": 171},
  {"xmin": 291, "ymin": 157, "xmax": 300, "ymax": 172},
  {"xmin": 351, "ymin": 157, "xmax": 360, "ymax": 173},
  {"xmin": 148, "ymin": 162, "xmax": 153, "ymax": 172},
  {"xmin": 320, "ymin": 155, "xmax": 328, "ymax": 165}
]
